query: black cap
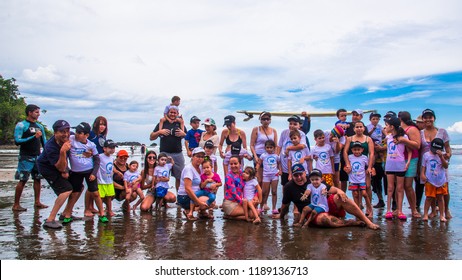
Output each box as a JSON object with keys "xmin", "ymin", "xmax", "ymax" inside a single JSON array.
[
  {"xmin": 25, "ymin": 104, "xmax": 40, "ymax": 115},
  {"xmin": 351, "ymin": 141, "xmax": 363, "ymax": 149},
  {"xmin": 72, "ymin": 122, "xmax": 91, "ymax": 134},
  {"xmin": 430, "ymin": 138, "xmax": 444, "ymax": 153},
  {"xmin": 384, "ymin": 111, "xmax": 397, "ymax": 121},
  {"xmin": 223, "ymin": 115, "xmax": 236, "ymax": 127},
  {"xmin": 385, "ymin": 116, "xmax": 401, "ymax": 128},
  {"xmin": 422, "ymin": 108, "xmax": 435, "ymax": 118},
  {"xmin": 190, "ymin": 116, "xmax": 201, "ymax": 123},
  {"xmin": 287, "ymin": 115, "xmax": 302, "ymax": 124},
  {"xmin": 204, "ymin": 140, "xmax": 214, "ymax": 148},
  {"xmin": 104, "ymin": 139, "xmax": 118, "ymax": 148},
  {"xmin": 52, "ymin": 120, "xmax": 71, "ymax": 132},
  {"xmin": 308, "ymin": 169, "xmax": 323, "ymax": 178},
  {"xmin": 369, "ymin": 112, "xmax": 381, "ymax": 120}
]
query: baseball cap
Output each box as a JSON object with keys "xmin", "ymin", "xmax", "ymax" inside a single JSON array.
[
  {"xmin": 73, "ymin": 122, "xmax": 91, "ymax": 134},
  {"xmin": 103, "ymin": 139, "xmax": 118, "ymax": 148},
  {"xmin": 190, "ymin": 116, "xmax": 201, "ymax": 123},
  {"xmin": 385, "ymin": 116, "xmax": 401, "ymax": 128},
  {"xmin": 291, "ymin": 163, "xmax": 305, "ymax": 174},
  {"xmin": 430, "ymin": 138, "xmax": 444, "ymax": 153},
  {"xmin": 308, "ymin": 169, "xmax": 323, "ymax": 178},
  {"xmin": 204, "ymin": 140, "xmax": 214, "ymax": 148},
  {"xmin": 422, "ymin": 108, "xmax": 435, "ymax": 118},
  {"xmin": 259, "ymin": 111, "xmax": 271, "ymax": 119},
  {"xmin": 230, "ymin": 142, "xmax": 241, "ymax": 156},
  {"xmin": 352, "ymin": 109, "xmax": 363, "ymax": 116},
  {"xmin": 117, "ymin": 150, "xmax": 129, "ymax": 157},
  {"xmin": 223, "ymin": 115, "xmax": 236, "ymax": 127},
  {"xmin": 192, "ymin": 147, "xmax": 205, "ymax": 155},
  {"xmin": 351, "ymin": 141, "xmax": 363, "ymax": 149},
  {"xmin": 331, "ymin": 125, "xmax": 345, "ymax": 138},
  {"xmin": 369, "ymin": 112, "xmax": 381, "ymax": 120},
  {"xmin": 287, "ymin": 115, "xmax": 302, "ymax": 123},
  {"xmin": 25, "ymin": 104, "xmax": 40, "ymax": 115},
  {"xmin": 384, "ymin": 111, "xmax": 397, "ymax": 120},
  {"xmin": 202, "ymin": 117, "xmax": 216, "ymax": 127},
  {"xmin": 52, "ymin": 120, "xmax": 71, "ymax": 132}
]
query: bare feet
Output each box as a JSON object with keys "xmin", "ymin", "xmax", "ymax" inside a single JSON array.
[
  {"xmin": 253, "ymin": 218, "xmax": 261, "ymax": 224},
  {"xmin": 84, "ymin": 211, "xmax": 94, "ymax": 217},
  {"xmin": 422, "ymin": 215, "xmax": 429, "ymax": 221},
  {"xmin": 12, "ymin": 205, "xmax": 27, "ymax": 212},
  {"xmin": 412, "ymin": 211, "xmax": 422, "ymax": 218},
  {"xmin": 292, "ymin": 222, "xmax": 302, "ymax": 227},
  {"xmin": 34, "ymin": 203, "xmax": 48, "ymax": 209},
  {"xmin": 440, "ymin": 216, "xmax": 447, "ymax": 222},
  {"xmin": 107, "ymin": 211, "xmax": 116, "ymax": 217},
  {"xmin": 367, "ymin": 223, "xmax": 380, "ymax": 230},
  {"xmin": 429, "ymin": 212, "xmax": 436, "ymax": 219},
  {"xmin": 445, "ymin": 210, "xmax": 452, "ymax": 219}
]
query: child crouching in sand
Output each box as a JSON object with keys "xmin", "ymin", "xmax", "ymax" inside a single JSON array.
[{"xmin": 123, "ymin": 160, "xmax": 144, "ymax": 212}]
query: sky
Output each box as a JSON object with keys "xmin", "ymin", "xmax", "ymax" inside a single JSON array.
[{"xmin": 1, "ymin": 0, "xmax": 462, "ymax": 144}]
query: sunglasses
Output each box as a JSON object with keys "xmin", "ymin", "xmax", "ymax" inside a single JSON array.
[{"xmin": 147, "ymin": 156, "xmax": 157, "ymax": 160}]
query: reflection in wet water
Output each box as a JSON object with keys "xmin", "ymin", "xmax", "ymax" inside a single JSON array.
[{"xmin": 0, "ymin": 154, "xmax": 461, "ymax": 260}]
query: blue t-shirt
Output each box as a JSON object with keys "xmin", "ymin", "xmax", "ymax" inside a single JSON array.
[
  {"xmin": 37, "ymin": 136, "xmax": 68, "ymax": 179},
  {"xmin": 185, "ymin": 128, "xmax": 204, "ymax": 150},
  {"xmin": 89, "ymin": 131, "xmax": 105, "ymax": 154}
]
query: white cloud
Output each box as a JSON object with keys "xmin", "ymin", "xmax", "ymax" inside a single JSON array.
[
  {"xmin": 448, "ymin": 121, "xmax": 462, "ymax": 134},
  {"xmin": 361, "ymin": 91, "xmax": 433, "ymax": 106},
  {"xmin": 22, "ymin": 65, "xmax": 60, "ymax": 83}
]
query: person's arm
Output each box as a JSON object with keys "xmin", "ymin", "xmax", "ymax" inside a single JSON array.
[
  {"xmin": 185, "ymin": 178, "xmax": 207, "ymax": 207},
  {"xmin": 254, "ymin": 183, "xmax": 263, "ymax": 204},
  {"xmin": 444, "ymin": 141, "xmax": 452, "ymax": 161},
  {"xmin": 343, "ymin": 137, "xmax": 352, "ymax": 170},
  {"xmin": 14, "ymin": 122, "xmax": 38, "ymax": 145},
  {"xmin": 184, "ymin": 139, "xmax": 192, "ymax": 157},
  {"xmin": 150, "ymin": 124, "xmax": 168, "ymax": 141},
  {"xmin": 55, "ymin": 141, "xmax": 71, "ymax": 173},
  {"xmin": 301, "ymin": 114, "xmax": 311, "ymax": 134},
  {"xmin": 437, "ymin": 151, "xmax": 449, "ymax": 169},
  {"xmin": 218, "ymin": 129, "xmax": 227, "ymax": 159},
  {"xmin": 287, "ymin": 158, "xmax": 293, "ymax": 181},
  {"xmin": 399, "ymin": 128, "xmax": 421, "ymax": 150},
  {"xmin": 420, "ymin": 165, "xmax": 427, "ymax": 183},
  {"xmin": 276, "ymin": 203, "xmax": 290, "ymax": 220},
  {"xmin": 240, "ymin": 129, "xmax": 248, "ymax": 150},
  {"xmin": 249, "ymin": 127, "xmax": 259, "ymax": 159},
  {"xmin": 326, "ymin": 186, "xmax": 348, "ymax": 202},
  {"xmin": 90, "ymin": 154, "xmax": 100, "ymax": 180}
]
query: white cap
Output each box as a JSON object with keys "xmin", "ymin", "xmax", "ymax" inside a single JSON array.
[
  {"xmin": 192, "ymin": 147, "xmax": 205, "ymax": 155},
  {"xmin": 352, "ymin": 109, "xmax": 363, "ymax": 115}
]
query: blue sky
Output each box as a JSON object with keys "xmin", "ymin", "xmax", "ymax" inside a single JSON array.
[{"xmin": 1, "ymin": 0, "xmax": 462, "ymax": 144}]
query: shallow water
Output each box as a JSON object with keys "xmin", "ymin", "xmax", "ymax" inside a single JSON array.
[{"xmin": 1, "ymin": 148, "xmax": 461, "ymax": 260}]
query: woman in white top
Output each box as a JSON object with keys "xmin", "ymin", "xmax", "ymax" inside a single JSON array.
[
  {"xmin": 249, "ymin": 111, "xmax": 278, "ymax": 187},
  {"xmin": 198, "ymin": 117, "xmax": 219, "ymax": 154}
]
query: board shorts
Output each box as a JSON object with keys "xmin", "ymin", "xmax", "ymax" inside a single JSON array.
[
  {"xmin": 327, "ymin": 195, "xmax": 346, "ymax": 218},
  {"xmin": 425, "ymin": 182, "xmax": 448, "ymax": 198},
  {"xmin": 156, "ymin": 187, "xmax": 168, "ymax": 198},
  {"xmin": 322, "ymin": 174, "xmax": 334, "ymax": 186},
  {"xmin": 307, "ymin": 204, "xmax": 326, "ymax": 214},
  {"xmin": 98, "ymin": 183, "xmax": 115, "ymax": 198},
  {"xmin": 177, "ymin": 195, "xmax": 191, "ymax": 210},
  {"xmin": 15, "ymin": 155, "xmax": 42, "ymax": 182},
  {"xmin": 348, "ymin": 182, "xmax": 367, "ymax": 191},
  {"xmin": 43, "ymin": 174, "xmax": 73, "ymax": 196}
]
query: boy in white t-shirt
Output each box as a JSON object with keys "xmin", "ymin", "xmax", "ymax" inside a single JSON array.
[
  {"xmin": 366, "ymin": 113, "xmax": 384, "ymax": 145},
  {"xmin": 97, "ymin": 139, "xmax": 117, "ymax": 218},
  {"xmin": 287, "ymin": 130, "xmax": 311, "ymax": 180},
  {"xmin": 296, "ymin": 169, "xmax": 329, "ymax": 228},
  {"xmin": 346, "ymin": 141, "xmax": 372, "ymax": 217},
  {"xmin": 421, "ymin": 138, "xmax": 449, "ymax": 222},
  {"xmin": 311, "ymin": 129, "xmax": 335, "ymax": 187},
  {"xmin": 62, "ymin": 122, "xmax": 108, "ymax": 223}
]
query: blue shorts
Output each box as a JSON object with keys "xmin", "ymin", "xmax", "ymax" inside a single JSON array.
[
  {"xmin": 156, "ymin": 187, "xmax": 168, "ymax": 198},
  {"xmin": 15, "ymin": 155, "xmax": 42, "ymax": 182},
  {"xmin": 195, "ymin": 189, "xmax": 216, "ymax": 206},
  {"xmin": 177, "ymin": 195, "xmax": 191, "ymax": 210},
  {"xmin": 307, "ymin": 204, "xmax": 326, "ymax": 214},
  {"xmin": 405, "ymin": 158, "xmax": 418, "ymax": 178}
]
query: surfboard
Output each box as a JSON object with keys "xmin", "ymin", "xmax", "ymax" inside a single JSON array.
[{"xmin": 236, "ymin": 110, "xmax": 377, "ymax": 121}]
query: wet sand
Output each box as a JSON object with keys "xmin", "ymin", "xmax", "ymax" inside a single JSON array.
[{"xmin": 1, "ymin": 148, "xmax": 462, "ymax": 260}]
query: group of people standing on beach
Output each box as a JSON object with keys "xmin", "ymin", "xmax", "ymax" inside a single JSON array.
[{"xmin": 12, "ymin": 96, "xmax": 452, "ymax": 230}]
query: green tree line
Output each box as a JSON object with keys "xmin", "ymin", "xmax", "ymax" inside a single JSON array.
[{"xmin": 0, "ymin": 75, "xmax": 51, "ymax": 145}]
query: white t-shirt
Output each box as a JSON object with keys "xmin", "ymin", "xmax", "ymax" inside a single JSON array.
[
  {"xmin": 278, "ymin": 129, "xmax": 307, "ymax": 173},
  {"xmin": 422, "ymin": 152, "xmax": 447, "ymax": 187},
  {"xmin": 69, "ymin": 135, "xmax": 99, "ymax": 172},
  {"xmin": 288, "ymin": 147, "xmax": 310, "ymax": 173},
  {"xmin": 123, "ymin": 170, "xmax": 140, "ymax": 183},
  {"xmin": 311, "ymin": 144, "xmax": 334, "ymax": 174},
  {"xmin": 154, "ymin": 163, "xmax": 173, "ymax": 189},
  {"xmin": 243, "ymin": 178, "xmax": 259, "ymax": 200},
  {"xmin": 348, "ymin": 154, "xmax": 368, "ymax": 184},
  {"xmin": 178, "ymin": 163, "xmax": 202, "ymax": 196},
  {"xmin": 308, "ymin": 183, "xmax": 329, "ymax": 212},
  {"xmin": 260, "ymin": 152, "xmax": 280, "ymax": 177},
  {"xmin": 97, "ymin": 153, "xmax": 114, "ymax": 184}
]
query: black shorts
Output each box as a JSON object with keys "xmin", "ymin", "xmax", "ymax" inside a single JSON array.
[
  {"xmin": 386, "ymin": 171, "xmax": 406, "ymax": 177},
  {"xmin": 69, "ymin": 170, "xmax": 98, "ymax": 192},
  {"xmin": 281, "ymin": 172, "xmax": 289, "ymax": 187},
  {"xmin": 44, "ymin": 174, "xmax": 73, "ymax": 196}
]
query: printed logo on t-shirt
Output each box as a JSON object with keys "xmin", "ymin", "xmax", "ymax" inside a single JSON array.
[
  {"xmin": 105, "ymin": 162, "xmax": 113, "ymax": 174},
  {"xmin": 429, "ymin": 159, "xmax": 438, "ymax": 176},
  {"xmin": 312, "ymin": 193, "xmax": 319, "ymax": 205},
  {"xmin": 294, "ymin": 151, "xmax": 302, "ymax": 161},
  {"xmin": 318, "ymin": 152, "xmax": 329, "ymax": 164},
  {"xmin": 128, "ymin": 175, "xmax": 138, "ymax": 183},
  {"xmin": 162, "ymin": 170, "xmax": 169, "ymax": 177},
  {"xmin": 352, "ymin": 162, "xmax": 362, "ymax": 174}
]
